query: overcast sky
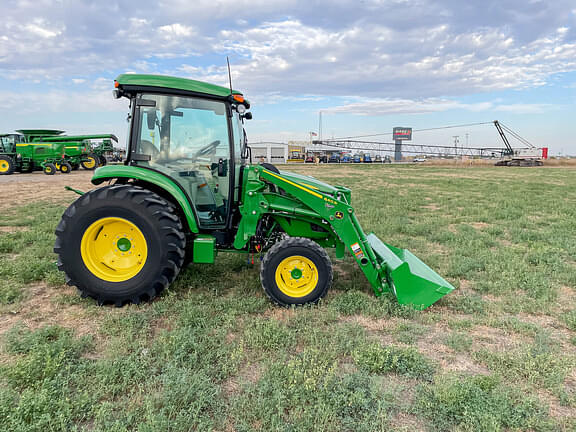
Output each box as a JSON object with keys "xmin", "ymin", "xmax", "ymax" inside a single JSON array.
[{"xmin": 1, "ymin": 0, "xmax": 575, "ymax": 154}]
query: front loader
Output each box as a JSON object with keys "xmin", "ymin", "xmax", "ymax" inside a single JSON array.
[{"xmin": 54, "ymin": 74, "xmax": 454, "ymax": 309}]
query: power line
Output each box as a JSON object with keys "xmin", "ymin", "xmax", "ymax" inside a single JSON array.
[{"xmin": 326, "ymin": 121, "xmax": 493, "ymax": 141}]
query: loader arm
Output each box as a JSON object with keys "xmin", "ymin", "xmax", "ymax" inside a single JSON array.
[{"xmin": 234, "ymin": 165, "xmax": 454, "ymax": 309}]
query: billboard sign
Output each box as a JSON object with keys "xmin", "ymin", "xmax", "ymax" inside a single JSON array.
[{"xmin": 393, "ymin": 127, "xmax": 412, "ymax": 141}]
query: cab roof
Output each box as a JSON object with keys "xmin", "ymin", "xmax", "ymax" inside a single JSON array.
[{"xmin": 115, "ymin": 73, "xmax": 244, "ymax": 100}]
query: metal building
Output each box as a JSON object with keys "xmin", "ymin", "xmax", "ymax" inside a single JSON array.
[{"xmin": 249, "ymin": 142, "xmax": 288, "ymax": 164}]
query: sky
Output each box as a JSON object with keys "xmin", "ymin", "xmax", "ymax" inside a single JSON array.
[{"xmin": 1, "ymin": 0, "xmax": 575, "ymax": 155}]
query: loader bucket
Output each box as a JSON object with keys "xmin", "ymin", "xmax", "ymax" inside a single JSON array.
[{"xmin": 367, "ymin": 233, "xmax": 454, "ymax": 310}]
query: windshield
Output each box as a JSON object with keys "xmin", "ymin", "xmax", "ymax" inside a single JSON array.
[{"xmin": 0, "ymin": 134, "xmax": 23, "ymax": 152}]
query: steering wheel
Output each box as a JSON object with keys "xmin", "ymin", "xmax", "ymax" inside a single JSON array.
[
  {"xmin": 193, "ymin": 140, "xmax": 220, "ymax": 158},
  {"xmin": 139, "ymin": 140, "xmax": 159, "ymax": 158}
]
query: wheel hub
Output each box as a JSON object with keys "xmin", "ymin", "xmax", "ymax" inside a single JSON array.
[
  {"xmin": 275, "ymin": 255, "xmax": 318, "ymax": 298},
  {"xmin": 117, "ymin": 237, "xmax": 132, "ymax": 252},
  {"xmin": 80, "ymin": 217, "xmax": 148, "ymax": 282},
  {"xmin": 290, "ymin": 267, "xmax": 303, "ymax": 279}
]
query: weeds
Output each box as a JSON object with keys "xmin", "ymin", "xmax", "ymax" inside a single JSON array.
[
  {"xmin": 443, "ymin": 332, "xmax": 473, "ymax": 352},
  {"xmin": 353, "ymin": 342, "xmax": 435, "ymax": 380},
  {"xmin": 416, "ymin": 374, "xmax": 556, "ymax": 431}
]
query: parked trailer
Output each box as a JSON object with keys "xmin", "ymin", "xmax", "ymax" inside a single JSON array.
[{"xmin": 33, "ymin": 134, "xmax": 118, "ymax": 170}]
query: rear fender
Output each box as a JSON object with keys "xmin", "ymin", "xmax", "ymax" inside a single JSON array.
[{"xmin": 91, "ymin": 165, "xmax": 199, "ymax": 233}]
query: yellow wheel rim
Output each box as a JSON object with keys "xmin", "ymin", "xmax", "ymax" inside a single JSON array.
[
  {"xmin": 45, "ymin": 166, "xmax": 53, "ymax": 173},
  {"xmin": 275, "ymin": 255, "xmax": 318, "ymax": 298},
  {"xmin": 0, "ymin": 161, "xmax": 9, "ymax": 172},
  {"xmin": 80, "ymin": 217, "xmax": 148, "ymax": 282},
  {"xmin": 83, "ymin": 157, "xmax": 96, "ymax": 168}
]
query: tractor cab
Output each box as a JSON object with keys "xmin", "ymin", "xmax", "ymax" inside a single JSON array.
[
  {"xmin": 115, "ymin": 74, "xmax": 250, "ymax": 230},
  {"xmin": 0, "ymin": 133, "xmax": 25, "ymax": 153}
]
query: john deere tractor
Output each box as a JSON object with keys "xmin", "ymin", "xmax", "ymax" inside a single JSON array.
[
  {"xmin": 0, "ymin": 133, "xmax": 23, "ymax": 175},
  {"xmin": 54, "ymin": 74, "xmax": 454, "ymax": 308}
]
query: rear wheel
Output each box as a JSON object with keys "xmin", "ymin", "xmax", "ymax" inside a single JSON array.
[
  {"xmin": 43, "ymin": 163, "xmax": 56, "ymax": 175},
  {"xmin": 54, "ymin": 185, "xmax": 186, "ymax": 305},
  {"xmin": 81, "ymin": 154, "xmax": 98, "ymax": 170},
  {"xmin": 0, "ymin": 155, "xmax": 15, "ymax": 175},
  {"xmin": 260, "ymin": 237, "xmax": 332, "ymax": 306}
]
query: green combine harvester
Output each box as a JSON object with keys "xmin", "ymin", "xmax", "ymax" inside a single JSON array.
[
  {"xmin": 0, "ymin": 130, "xmax": 70, "ymax": 175},
  {"xmin": 54, "ymin": 74, "xmax": 454, "ymax": 309}
]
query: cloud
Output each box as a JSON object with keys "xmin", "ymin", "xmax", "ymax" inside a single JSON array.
[
  {"xmin": 0, "ymin": 0, "xmax": 575, "ymax": 101},
  {"xmin": 323, "ymin": 97, "xmax": 555, "ymax": 116}
]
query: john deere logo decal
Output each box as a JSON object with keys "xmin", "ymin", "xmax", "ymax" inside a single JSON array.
[{"xmin": 335, "ymin": 211, "xmax": 344, "ymax": 219}]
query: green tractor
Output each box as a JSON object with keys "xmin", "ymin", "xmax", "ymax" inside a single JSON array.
[
  {"xmin": 0, "ymin": 130, "xmax": 70, "ymax": 175},
  {"xmin": 0, "ymin": 133, "xmax": 24, "ymax": 175},
  {"xmin": 54, "ymin": 74, "xmax": 454, "ymax": 309}
]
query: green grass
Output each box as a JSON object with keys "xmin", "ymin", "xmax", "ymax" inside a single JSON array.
[
  {"xmin": 443, "ymin": 332, "xmax": 473, "ymax": 352},
  {"xmin": 416, "ymin": 375, "xmax": 555, "ymax": 431},
  {"xmin": 353, "ymin": 342, "xmax": 435, "ymax": 380},
  {"xmin": 1, "ymin": 164, "xmax": 575, "ymax": 430}
]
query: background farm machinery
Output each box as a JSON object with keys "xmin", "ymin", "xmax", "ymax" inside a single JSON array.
[{"xmin": 0, "ymin": 130, "xmax": 119, "ymax": 175}]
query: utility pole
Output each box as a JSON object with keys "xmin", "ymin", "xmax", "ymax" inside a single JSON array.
[
  {"xmin": 452, "ymin": 136, "xmax": 460, "ymax": 156},
  {"xmin": 318, "ymin": 111, "xmax": 323, "ymax": 142}
]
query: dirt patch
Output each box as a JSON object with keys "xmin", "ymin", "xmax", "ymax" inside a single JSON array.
[
  {"xmin": 343, "ymin": 314, "xmax": 399, "ymax": 333},
  {"xmin": 415, "ymin": 325, "xmax": 491, "ymax": 375},
  {"xmin": 388, "ymin": 412, "xmax": 427, "ymax": 432},
  {"xmin": 0, "ymin": 283, "xmax": 102, "ymax": 341},
  {"xmin": 556, "ymin": 286, "xmax": 576, "ymax": 312},
  {"xmin": 150, "ymin": 316, "xmax": 173, "ymax": 336},
  {"xmin": 469, "ymin": 325, "xmax": 528, "ymax": 351},
  {"xmin": 468, "ymin": 222, "xmax": 490, "ymax": 230},
  {"xmin": 222, "ymin": 362, "xmax": 263, "ymax": 397},
  {"xmin": 421, "ymin": 204, "xmax": 441, "ymax": 211},
  {"xmin": 537, "ymin": 389, "xmax": 576, "ymax": 420},
  {"xmin": 0, "ymin": 226, "xmax": 28, "ymax": 233},
  {"xmin": 261, "ymin": 307, "xmax": 297, "ymax": 322},
  {"xmin": 0, "ymin": 170, "xmax": 99, "ymax": 211}
]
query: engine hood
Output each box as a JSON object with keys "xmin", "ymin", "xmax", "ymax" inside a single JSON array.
[{"xmin": 278, "ymin": 170, "xmax": 340, "ymax": 195}]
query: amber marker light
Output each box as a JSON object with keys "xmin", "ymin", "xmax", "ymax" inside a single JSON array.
[
  {"xmin": 233, "ymin": 94, "xmax": 244, "ymax": 103},
  {"xmin": 114, "ymin": 81, "xmax": 119, "ymax": 88}
]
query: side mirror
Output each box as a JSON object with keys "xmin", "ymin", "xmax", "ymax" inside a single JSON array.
[
  {"xmin": 146, "ymin": 110, "xmax": 157, "ymax": 130},
  {"xmin": 243, "ymin": 112, "xmax": 253, "ymax": 120}
]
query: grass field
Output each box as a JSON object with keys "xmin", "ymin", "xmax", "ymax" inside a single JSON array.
[{"xmin": 0, "ymin": 165, "xmax": 575, "ymax": 431}]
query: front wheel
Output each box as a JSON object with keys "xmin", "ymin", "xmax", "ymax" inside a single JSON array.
[
  {"xmin": 0, "ymin": 155, "xmax": 15, "ymax": 175},
  {"xmin": 260, "ymin": 237, "xmax": 333, "ymax": 306},
  {"xmin": 54, "ymin": 185, "xmax": 186, "ymax": 305}
]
